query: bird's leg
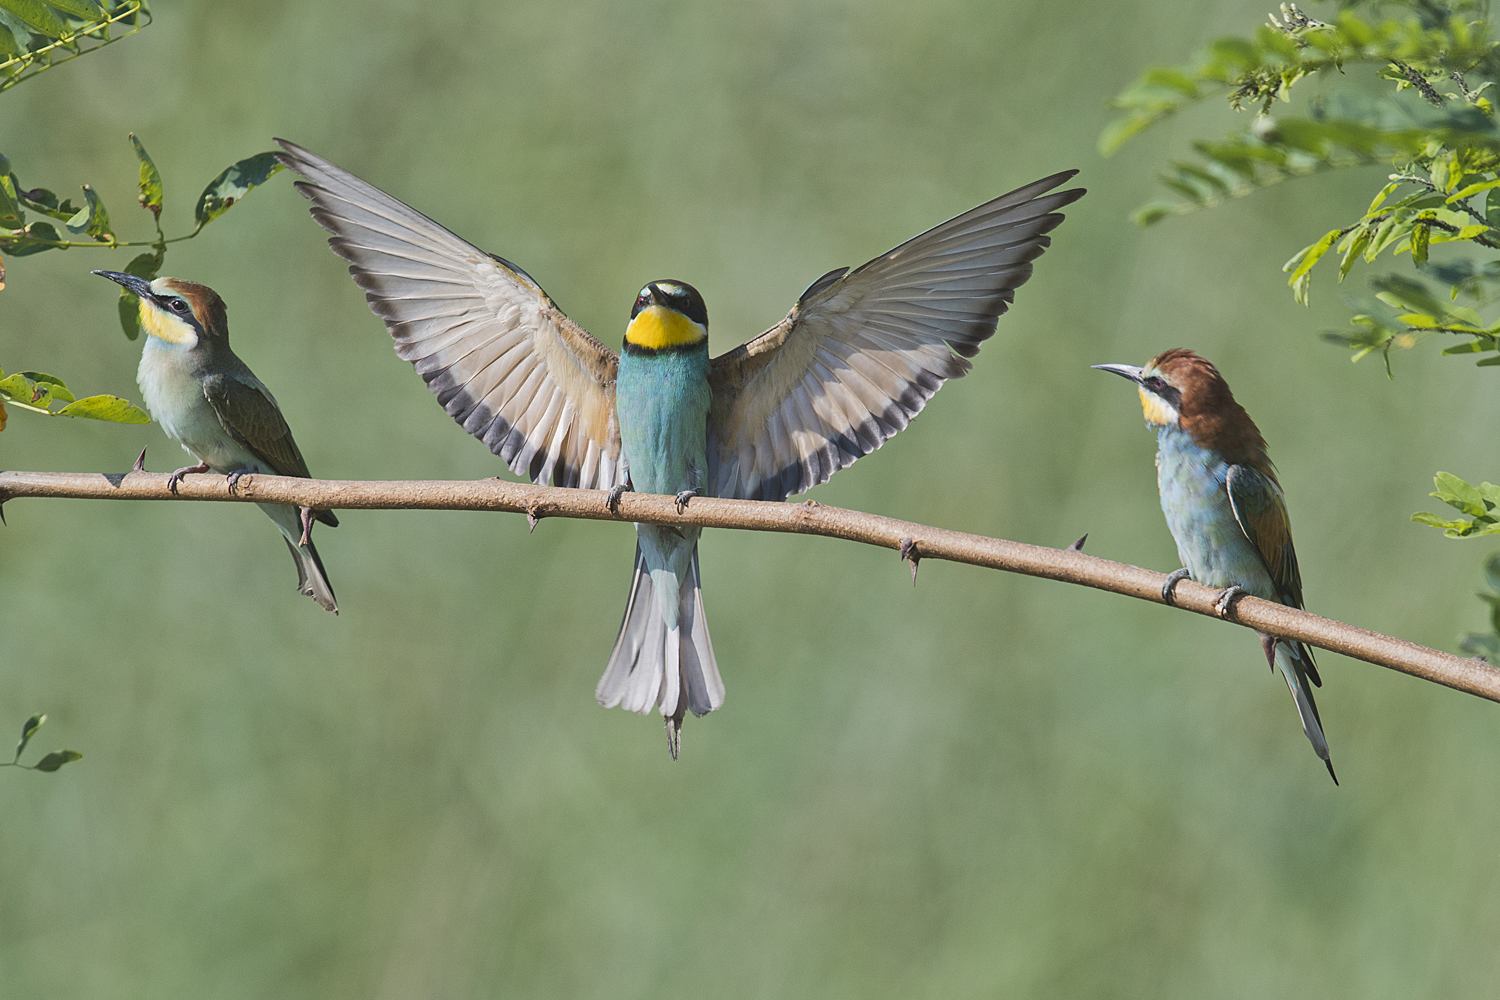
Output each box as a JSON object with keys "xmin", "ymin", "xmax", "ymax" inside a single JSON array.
[
  {"xmin": 1258, "ymin": 632, "xmax": 1279, "ymax": 670},
  {"xmin": 166, "ymin": 462, "xmax": 211, "ymax": 494},
  {"xmin": 674, "ymin": 487, "xmax": 700, "ymax": 514},
  {"xmin": 225, "ymin": 468, "xmax": 254, "ymax": 495},
  {"xmin": 1213, "ymin": 585, "xmax": 1249, "ymax": 618},
  {"xmin": 131, "ymin": 447, "xmax": 148, "ymax": 474},
  {"xmin": 605, "ymin": 483, "xmax": 632, "ymax": 514},
  {"xmin": 298, "ymin": 505, "xmax": 316, "ymax": 548},
  {"xmin": 1161, "ymin": 567, "xmax": 1191, "ymax": 604}
]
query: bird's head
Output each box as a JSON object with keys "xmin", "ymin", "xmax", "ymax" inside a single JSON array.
[
  {"xmin": 93, "ymin": 271, "xmax": 228, "ymax": 349},
  {"xmin": 624, "ymin": 280, "xmax": 708, "ymax": 352},
  {"xmin": 1093, "ymin": 348, "xmax": 1267, "ymax": 460}
]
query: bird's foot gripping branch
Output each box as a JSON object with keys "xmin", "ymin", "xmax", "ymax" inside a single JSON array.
[{"xmin": 2, "ymin": 468, "xmax": 1498, "ymax": 705}]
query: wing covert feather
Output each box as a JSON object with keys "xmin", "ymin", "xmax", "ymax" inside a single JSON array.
[
  {"xmin": 1225, "ymin": 464, "xmax": 1304, "ymax": 610},
  {"xmin": 708, "ymin": 171, "xmax": 1084, "ymax": 501},
  {"xmin": 276, "ymin": 140, "xmax": 625, "ymax": 489},
  {"xmin": 201, "ymin": 373, "xmax": 310, "ymax": 479}
]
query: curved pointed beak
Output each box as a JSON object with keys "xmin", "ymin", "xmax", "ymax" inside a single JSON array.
[
  {"xmin": 1092, "ymin": 363, "xmax": 1144, "ymax": 384},
  {"xmin": 92, "ymin": 270, "xmax": 153, "ymax": 300}
]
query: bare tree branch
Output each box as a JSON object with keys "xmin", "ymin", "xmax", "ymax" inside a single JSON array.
[{"xmin": 3, "ymin": 468, "xmax": 1497, "ymax": 704}]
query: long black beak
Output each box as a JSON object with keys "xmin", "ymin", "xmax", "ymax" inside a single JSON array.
[
  {"xmin": 92, "ymin": 270, "xmax": 153, "ymax": 300},
  {"xmin": 1091, "ymin": 363, "xmax": 1145, "ymax": 385}
]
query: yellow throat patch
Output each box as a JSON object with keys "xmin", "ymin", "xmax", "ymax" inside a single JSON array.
[
  {"xmin": 1137, "ymin": 385, "xmax": 1179, "ymax": 426},
  {"xmin": 139, "ymin": 298, "xmax": 199, "ymax": 346},
  {"xmin": 625, "ymin": 305, "xmax": 705, "ymax": 350}
]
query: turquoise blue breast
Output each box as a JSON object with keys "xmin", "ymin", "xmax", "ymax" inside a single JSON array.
[
  {"xmin": 615, "ymin": 346, "xmax": 713, "ymax": 496},
  {"xmin": 1155, "ymin": 425, "xmax": 1276, "ymax": 598}
]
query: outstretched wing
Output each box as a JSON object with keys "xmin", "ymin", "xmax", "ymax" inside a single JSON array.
[
  {"xmin": 276, "ymin": 140, "xmax": 626, "ymax": 490},
  {"xmin": 202, "ymin": 373, "xmax": 311, "ymax": 479},
  {"xmin": 706, "ymin": 171, "xmax": 1084, "ymax": 502},
  {"xmin": 1224, "ymin": 463, "xmax": 1304, "ymax": 611}
]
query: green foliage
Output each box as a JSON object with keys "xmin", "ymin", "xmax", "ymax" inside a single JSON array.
[
  {"xmin": 0, "ymin": 365, "xmax": 149, "ymax": 425},
  {"xmin": 0, "ymin": 1, "xmax": 148, "ymax": 93},
  {"xmin": 1, "ymin": 712, "xmax": 81, "ymax": 774},
  {"xmin": 0, "ymin": 134, "xmax": 286, "ymax": 337},
  {"xmin": 1104, "ymin": 2, "xmax": 1500, "ymax": 364},
  {"xmin": 1413, "ymin": 471, "xmax": 1500, "ymax": 535},
  {"xmin": 1102, "ymin": 0, "xmax": 1500, "ymax": 565}
]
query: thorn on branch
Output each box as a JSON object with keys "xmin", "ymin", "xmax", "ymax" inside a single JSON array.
[
  {"xmin": 1066, "ymin": 534, "xmax": 1087, "ymax": 552},
  {"xmin": 898, "ymin": 537, "xmax": 920, "ymax": 585},
  {"xmin": 526, "ymin": 501, "xmax": 544, "ymax": 533},
  {"xmin": 131, "ymin": 447, "xmax": 147, "ymax": 473}
]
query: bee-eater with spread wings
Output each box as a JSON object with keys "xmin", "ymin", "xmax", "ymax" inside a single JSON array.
[
  {"xmin": 277, "ymin": 139, "xmax": 1083, "ymax": 756},
  {"xmin": 1094, "ymin": 349, "xmax": 1335, "ymax": 783}
]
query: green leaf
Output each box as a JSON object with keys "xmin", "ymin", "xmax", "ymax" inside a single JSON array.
[
  {"xmin": 1442, "ymin": 340, "xmax": 1493, "ymax": 355},
  {"xmin": 1488, "ymin": 188, "xmax": 1500, "ymax": 231},
  {"xmin": 14, "ymin": 185, "xmax": 78, "ymax": 221},
  {"xmin": 2, "ymin": 220, "xmax": 62, "ymax": 256},
  {"xmin": 1143, "ymin": 68, "xmax": 1199, "ymax": 97},
  {"xmin": 32, "ymin": 749, "xmax": 82, "ymax": 772},
  {"xmin": 1432, "ymin": 472, "xmax": 1491, "ymax": 517},
  {"xmin": 1367, "ymin": 181, "xmax": 1399, "ymax": 216},
  {"xmin": 0, "ymin": 0, "xmax": 66, "ymax": 38},
  {"xmin": 19, "ymin": 371, "xmax": 72, "ymax": 402},
  {"xmin": 0, "ymin": 371, "xmax": 40, "ymax": 405},
  {"xmin": 1412, "ymin": 511, "xmax": 1473, "ymax": 533},
  {"xmin": 0, "ymin": 22, "xmax": 20, "ymax": 58},
  {"xmin": 64, "ymin": 185, "xmax": 112, "ymax": 241},
  {"xmin": 129, "ymin": 133, "xmax": 163, "ymax": 220},
  {"xmin": 1284, "ymin": 228, "xmax": 1341, "ymax": 305},
  {"xmin": 1479, "ymin": 354, "xmax": 1500, "ymax": 366},
  {"xmin": 1412, "ymin": 218, "xmax": 1431, "ymax": 266},
  {"xmin": 1130, "ymin": 201, "xmax": 1180, "ymax": 227},
  {"xmin": 15, "ymin": 713, "xmax": 44, "ymax": 762},
  {"xmin": 0, "ymin": 173, "xmax": 24, "ymax": 229},
  {"xmin": 116, "ymin": 247, "xmax": 163, "ymax": 341},
  {"xmin": 1339, "ymin": 228, "xmax": 1371, "ymax": 282},
  {"xmin": 194, "ymin": 152, "xmax": 283, "ymax": 227},
  {"xmin": 56, "ymin": 394, "xmax": 150, "ymax": 423},
  {"xmin": 41, "ymin": 0, "xmax": 106, "ymax": 18},
  {"xmin": 1446, "ymin": 177, "xmax": 1500, "ymax": 203}
]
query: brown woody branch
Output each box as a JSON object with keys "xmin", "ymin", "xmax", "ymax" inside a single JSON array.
[{"xmin": 3, "ymin": 467, "xmax": 1497, "ymax": 704}]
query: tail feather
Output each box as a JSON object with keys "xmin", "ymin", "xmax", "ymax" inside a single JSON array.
[
  {"xmin": 596, "ymin": 543, "xmax": 723, "ymax": 741},
  {"xmin": 281, "ymin": 536, "xmax": 339, "ymax": 614},
  {"xmin": 1277, "ymin": 641, "xmax": 1335, "ymax": 784},
  {"xmin": 261, "ymin": 502, "xmax": 337, "ymax": 614}
]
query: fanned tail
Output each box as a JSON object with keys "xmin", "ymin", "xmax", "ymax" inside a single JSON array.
[
  {"xmin": 1276, "ymin": 640, "xmax": 1335, "ymax": 784},
  {"xmin": 596, "ymin": 543, "xmax": 723, "ymax": 758}
]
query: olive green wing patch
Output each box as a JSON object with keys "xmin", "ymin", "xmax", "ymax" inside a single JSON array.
[
  {"xmin": 707, "ymin": 171, "xmax": 1084, "ymax": 502},
  {"xmin": 201, "ymin": 373, "xmax": 311, "ymax": 480}
]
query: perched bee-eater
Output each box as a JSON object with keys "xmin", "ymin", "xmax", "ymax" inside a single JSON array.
[
  {"xmin": 1094, "ymin": 349, "xmax": 1334, "ymax": 783},
  {"xmin": 277, "ymin": 139, "xmax": 1083, "ymax": 756},
  {"xmin": 93, "ymin": 271, "xmax": 339, "ymax": 614}
]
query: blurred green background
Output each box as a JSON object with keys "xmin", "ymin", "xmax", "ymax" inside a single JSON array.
[{"xmin": 2, "ymin": 1, "xmax": 1498, "ymax": 996}]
